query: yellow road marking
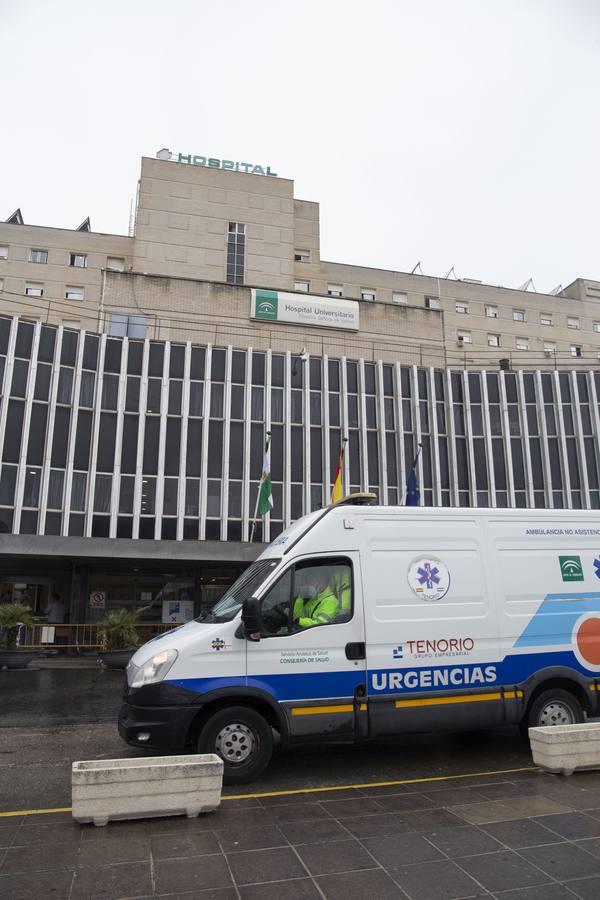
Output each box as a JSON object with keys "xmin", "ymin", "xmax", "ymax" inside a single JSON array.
[
  {"xmin": 0, "ymin": 766, "xmax": 536, "ymax": 817},
  {"xmin": 223, "ymin": 765, "xmax": 536, "ymax": 800},
  {"xmin": 0, "ymin": 807, "xmax": 71, "ymax": 818}
]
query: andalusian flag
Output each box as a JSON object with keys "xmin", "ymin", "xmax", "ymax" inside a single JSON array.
[
  {"xmin": 258, "ymin": 440, "xmax": 273, "ymax": 515},
  {"xmin": 331, "ymin": 441, "xmax": 346, "ymax": 504}
]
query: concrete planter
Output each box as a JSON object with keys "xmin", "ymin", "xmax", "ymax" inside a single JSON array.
[
  {"xmin": 98, "ymin": 649, "xmax": 135, "ymax": 669},
  {"xmin": 529, "ymin": 723, "xmax": 600, "ymax": 776},
  {"xmin": 72, "ymin": 754, "xmax": 223, "ymax": 826},
  {"xmin": 0, "ymin": 650, "xmax": 37, "ymax": 670}
]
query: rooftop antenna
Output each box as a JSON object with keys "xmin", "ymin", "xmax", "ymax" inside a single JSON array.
[
  {"xmin": 549, "ymin": 284, "xmax": 563, "ymax": 295},
  {"xmin": 518, "ymin": 277, "xmax": 536, "ymax": 292},
  {"xmin": 444, "ymin": 266, "xmax": 457, "ymax": 280},
  {"xmin": 410, "ymin": 261, "xmax": 423, "ymax": 275}
]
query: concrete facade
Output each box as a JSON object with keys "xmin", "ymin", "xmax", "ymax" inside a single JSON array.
[{"xmin": 0, "ymin": 153, "xmax": 599, "ymax": 369}]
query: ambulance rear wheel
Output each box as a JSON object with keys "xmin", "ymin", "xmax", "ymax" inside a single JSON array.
[
  {"xmin": 524, "ymin": 688, "xmax": 584, "ymax": 734},
  {"xmin": 198, "ymin": 706, "xmax": 273, "ymax": 785}
]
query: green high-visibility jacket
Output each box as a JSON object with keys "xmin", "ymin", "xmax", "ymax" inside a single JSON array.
[
  {"xmin": 293, "ymin": 587, "xmax": 339, "ymax": 628},
  {"xmin": 331, "ymin": 572, "xmax": 351, "ymax": 612}
]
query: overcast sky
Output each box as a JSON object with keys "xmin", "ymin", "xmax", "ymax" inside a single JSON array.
[{"xmin": 2, "ymin": 0, "xmax": 599, "ymax": 291}]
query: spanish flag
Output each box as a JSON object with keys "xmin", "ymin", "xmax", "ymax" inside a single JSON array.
[{"xmin": 331, "ymin": 442, "xmax": 346, "ymax": 504}]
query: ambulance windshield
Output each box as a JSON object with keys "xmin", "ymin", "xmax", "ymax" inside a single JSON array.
[{"xmin": 197, "ymin": 558, "xmax": 279, "ymax": 623}]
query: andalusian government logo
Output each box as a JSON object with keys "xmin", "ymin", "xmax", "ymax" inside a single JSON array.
[
  {"xmin": 254, "ymin": 290, "xmax": 278, "ymax": 320},
  {"xmin": 407, "ymin": 557, "xmax": 450, "ymax": 602},
  {"xmin": 559, "ymin": 556, "xmax": 584, "ymax": 582}
]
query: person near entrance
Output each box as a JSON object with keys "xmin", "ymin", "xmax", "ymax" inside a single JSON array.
[
  {"xmin": 45, "ymin": 592, "xmax": 65, "ymax": 623},
  {"xmin": 293, "ymin": 568, "xmax": 340, "ymax": 629}
]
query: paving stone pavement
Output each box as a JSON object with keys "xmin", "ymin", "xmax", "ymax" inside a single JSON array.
[{"xmin": 4, "ymin": 769, "xmax": 600, "ymax": 899}]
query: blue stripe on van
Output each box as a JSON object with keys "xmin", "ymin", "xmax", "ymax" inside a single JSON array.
[
  {"xmin": 167, "ymin": 669, "xmax": 364, "ymax": 702},
  {"xmin": 167, "ymin": 650, "xmax": 594, "ymax": 702}
]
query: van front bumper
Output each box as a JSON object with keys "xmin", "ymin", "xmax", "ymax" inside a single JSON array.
[{"xmin": 118, "ymin": 701, "xmax": 197, "ymax": 752}]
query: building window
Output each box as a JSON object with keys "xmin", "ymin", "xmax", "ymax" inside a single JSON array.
[
  {"xmin": 226, "ymin": 222, "xmax": 245, "ymax": 285},
  {"xmin": 594, "ymin": 322, "xmax": 600, "ymax": 333},
  {"xmin": 361, "ymin": 289, "xmax": 376, "ymax": 302},
  {"xmin": 571, "ymin": 345, "xmax": 582, "ymax": 357},
  {"xmin": 544, "ymin": 342, "xmax": 556, "ymax": 354},
  {"xmin": 25, "ymin": 282, "xmax": 44, "ymax": 296},
  {"xmin": 540, "ymin": 314, "xmax": 553, "ymax": 326},
  {"xmin": 485, "ymin": 305, "xmax": 498, "ymax": 318},
  {"xmin": 65, "ymin": 287, "xmax": 84, "ymax": 301},
  {"xmin": 516, "ymin": 338, "xmax": 529, "ymax": 350},
  {"xmin": 457, "ymin": 330, "xmax": 472, "ymax": 344},
  {"xmin": 109, "ymin": 313, "xmax": 148, "ymax": 338},
  {"xmin": 0, "ymin": 246, "xmax": 7, "ymax": 259},
  {"xmin": 328, "ymin": 284, "xmax": 343, "ymax": 297},
  {"xmin": 70, "ymin": 253, "xmax": 87, "ymax": 268},
  {"xmin": 29, "ymin": 249, "xmax": 48, "ymax": 264},
  {"xmin": 513, "ymin": 309, "xmax": 526, "ymax": 322},
  {"xmin": 455, "ymin": 302, "xmax": 469, "ymax": 314},
  {"xmin": 392, "ymin": 292, "xmax": 408, "ymax": 305},
  {"xmin": 425, "ymin": 295, "xmax": 440, "ymax": 310},
  {"xmin": 294, "ymin": 250, "xmax": 310, "ymax": 263},
  {"xmin": 294, "ymin": 281, "xmax": 309, "ymax": 292},
  {"xmin": 567, "ymin": 317, "xmax": 580, "ymax": 330},
  {"xmin": 488, "ymin": 334, "xmax": 501, "ymax": 347},
  {"xmin": 107, "ymin": 257, "xmax": 125, "ymax": 271}
]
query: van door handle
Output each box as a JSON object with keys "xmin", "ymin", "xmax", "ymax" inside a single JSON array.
[{"xmin": 345, "ymin": 642, "xmax": 365, "ymax": 660}]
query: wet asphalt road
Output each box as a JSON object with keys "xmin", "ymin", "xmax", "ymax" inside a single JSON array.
[{"xmin": 0, "ymin": 668, "xmax": 535, "ymax": 813}]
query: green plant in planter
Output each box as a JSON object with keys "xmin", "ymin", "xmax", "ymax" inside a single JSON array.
[
  {"xmin": 0, "ymin": 603, "xmax": 34, "ymax": 650},
  {"xmin": 97, "ymin": 608, "xmax": 140, "ymax": 651}
]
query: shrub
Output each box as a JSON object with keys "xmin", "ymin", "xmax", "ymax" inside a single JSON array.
[{"xmin": 97, "ymin": 608, "xmax": 140, "ymax": 651}]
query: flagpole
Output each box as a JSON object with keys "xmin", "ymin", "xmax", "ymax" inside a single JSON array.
[{"xmin": 250, "ymin": 431, "xmax": 271, "ymax": 543}]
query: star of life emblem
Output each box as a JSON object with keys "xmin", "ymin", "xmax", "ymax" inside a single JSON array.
[{"xmin": 407, "ymin": 557, "xmax": 451, "ymax": 601}]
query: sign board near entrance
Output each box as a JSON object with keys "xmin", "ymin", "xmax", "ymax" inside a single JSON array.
[
  {"xmin": 251, "ymin": 289, "xmax": 359, "ymax": 332},
  {"xmin": 162, "ymin": 599, "xmax": 194, "ymax": 624},
  {"xmin": 89, "ymin": 591, "xmax": 106, "ymax": 609}
]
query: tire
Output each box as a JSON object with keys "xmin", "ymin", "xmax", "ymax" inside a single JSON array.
[
  {"xmin": 523, "ymin": 688, "xmax": 584, "ymax": 735},
  {"xmin": 197, "ymin": 706, "xmax": 274, "ymax": 785}
]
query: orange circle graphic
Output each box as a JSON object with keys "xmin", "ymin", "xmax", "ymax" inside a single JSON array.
[{"xmin": 576, "ymin": 617, "xmax": 600, "ymax": 666}]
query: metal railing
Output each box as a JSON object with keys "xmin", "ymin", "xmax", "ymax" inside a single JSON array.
[{"xmin": 17, "ymin": 622, "xmax": 175, "ymax": 651}]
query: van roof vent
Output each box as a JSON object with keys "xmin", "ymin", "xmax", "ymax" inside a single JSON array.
[{"xmin": 332, "ymin": 492, "xmax": 378, "ymax": 507}]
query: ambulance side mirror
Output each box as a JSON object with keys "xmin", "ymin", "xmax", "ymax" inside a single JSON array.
[{"xmin": 241, "ymin": 597, "xmax": 262, "ymax": 642}]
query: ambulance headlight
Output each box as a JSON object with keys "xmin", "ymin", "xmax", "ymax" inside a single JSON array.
[{"xmin": 130, "ymin": 649, "xmax": 178, "ymax": 688}]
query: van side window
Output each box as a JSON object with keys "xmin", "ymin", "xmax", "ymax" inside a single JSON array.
[{"xmin": 259, "ymin": 558, "xmax": 352, "ymax": 637}]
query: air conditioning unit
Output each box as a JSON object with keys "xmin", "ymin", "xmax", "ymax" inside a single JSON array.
[
  {"xmin": 544, "ymin": 348, "xmax": 554, "ymax": 357},
  {"xmin": 457, "ymin": 336, "xmax": 465, "ymax": 347}
]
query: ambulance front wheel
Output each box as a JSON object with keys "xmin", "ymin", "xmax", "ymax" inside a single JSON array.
[
  {"xmin": 198, "ymin": 706, "xmax": 274, "ymax": 785},
  {"xmin": 524, "ymin": 688, "xmax": 584, "ymax": 734}
]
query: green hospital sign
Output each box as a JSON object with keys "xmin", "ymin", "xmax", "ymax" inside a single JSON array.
[
  {"xmin": 156, "ymin": 148, "xmax": 277, "ymax": 177},
  {"xmin": 251, "ymin": 289, "xmax": 359, "ymax": 332}
]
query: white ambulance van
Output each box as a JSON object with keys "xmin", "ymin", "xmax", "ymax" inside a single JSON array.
[{"xmin": 119, "ymin": 497, "xmax": 600, "ymax": 783}]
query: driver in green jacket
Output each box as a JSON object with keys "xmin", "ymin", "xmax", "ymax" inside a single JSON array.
[{"xmin": 293, "ymin": 569, "xmax": 340, "ymax": 629}]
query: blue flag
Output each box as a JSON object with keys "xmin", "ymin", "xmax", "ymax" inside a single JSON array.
[
  {"xmin": 405, "ymin": 444, "xmax": 422, "ymax": 506},
  {"xmin": 405, "ymin": 469, "xmax": 420, "ymax": 506}
]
